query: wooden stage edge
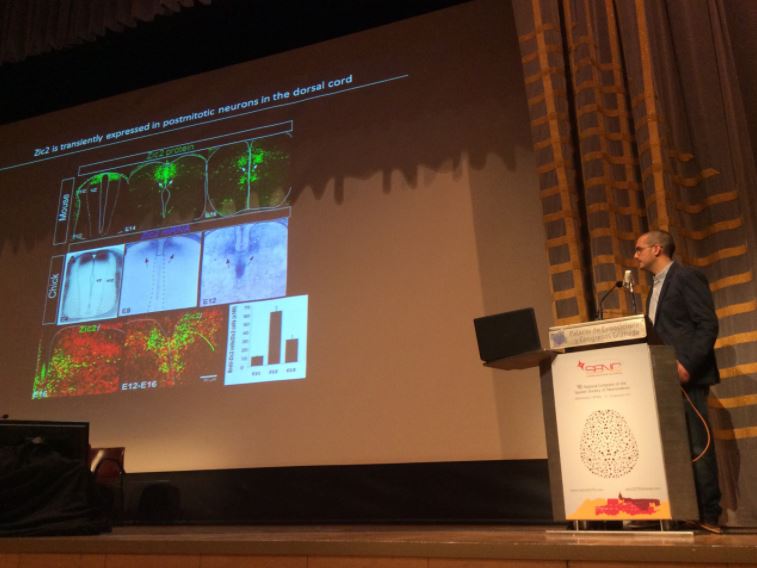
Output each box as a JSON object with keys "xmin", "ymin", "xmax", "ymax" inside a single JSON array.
[{"xmin": 2, "ymin": 524, "xmax": 757, "ymax": 567}]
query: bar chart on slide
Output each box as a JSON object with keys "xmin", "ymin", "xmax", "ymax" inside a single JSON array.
[{"xmin": 225, "ymin": 295, "xmax": 308, "ymax": 385}]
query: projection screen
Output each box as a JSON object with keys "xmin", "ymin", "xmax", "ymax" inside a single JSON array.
[{"xmin": 0, "ymin": 0, "xmax": 552, "ymax": 472}]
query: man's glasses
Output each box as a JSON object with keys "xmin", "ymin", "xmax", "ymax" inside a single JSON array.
[{"xmin": 634, "ymin": 244, "xmax": 656, "ymax": 253}]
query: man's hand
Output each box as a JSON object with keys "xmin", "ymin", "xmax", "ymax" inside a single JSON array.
[{"xmin": 676, "ymin": 360, "xmax": 690, "ymax": 384}]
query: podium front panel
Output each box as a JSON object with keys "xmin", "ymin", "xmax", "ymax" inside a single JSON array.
[
  {"xmin": 551, "ymin": 343, "xmax": 669, "ymax": 520},
  {"xmin": 539, "ymin": 342, "xmax": 698, "ymax": 522}
]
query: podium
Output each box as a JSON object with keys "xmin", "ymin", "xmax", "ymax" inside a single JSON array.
[{"xmin": 488, "ymin": 315, "xmax": 698, "ymax": 522}]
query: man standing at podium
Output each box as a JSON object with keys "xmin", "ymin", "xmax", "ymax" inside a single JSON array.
[{"xmin": 634, "ymin": 230, "xmax": 722, "ymax": 532}]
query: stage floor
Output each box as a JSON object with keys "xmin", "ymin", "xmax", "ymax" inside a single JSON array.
[{"xmin": 2, "ymin": 524, "xmax": 757, "ymax": 567}]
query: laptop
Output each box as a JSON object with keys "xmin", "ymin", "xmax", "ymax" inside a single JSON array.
[{"xmin": 473, "ymin": 307, "xmax": 542, "ymax": 363}]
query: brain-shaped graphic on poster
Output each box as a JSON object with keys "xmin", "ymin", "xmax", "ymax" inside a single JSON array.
[{"xmin": 579, "ymin": 409, "xmax": 639, "ymax": 478}]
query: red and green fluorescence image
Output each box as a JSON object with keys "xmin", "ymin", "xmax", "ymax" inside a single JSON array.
[
  {"xmin": 33, "ymin": 322, "xmax": 125, "ymax": 398},
  {"xmin": 32, "ymin": 308, "xmax": 226, "ymax": 398},
  {"xmin": 122, "ymin": 307, "xmax": 226, "ymax": 389}
]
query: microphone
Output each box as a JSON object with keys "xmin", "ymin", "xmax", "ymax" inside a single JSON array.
[
  {"xmin": 623, "ymin": 269, "xmax": 638, "ymax": 313},
  {"xmin": 597, "ymin": 280, "xmax": 623, "ymax": 320},
  {"xmin": 623, "ymin": 269, "xmax": 633, "ymax": 290}
]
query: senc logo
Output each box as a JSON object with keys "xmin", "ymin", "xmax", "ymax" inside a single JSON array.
[{"xmin": 577, "ymin": 360, "xmax": 622, "ymax": 374}]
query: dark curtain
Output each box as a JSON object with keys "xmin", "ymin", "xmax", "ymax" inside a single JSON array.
[
  {"xmin": 513, "ymin": 0, "xmax": 757, "ymax": 527},
  {"xmin": 0, "ymin": 441, "xmax": 109, "ymax": 536},
  {"xmin": 0, "ymin": 0, "xmax": 210, "ymax": 65}
]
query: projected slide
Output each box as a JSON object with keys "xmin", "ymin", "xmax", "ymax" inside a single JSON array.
[
  {"xmin": 225, "ymin": 295, "xmax": 308, "ymax": 385},
  {"xmin": 33, "ymin": 120, "xmax": 304, "ymax": 398}
]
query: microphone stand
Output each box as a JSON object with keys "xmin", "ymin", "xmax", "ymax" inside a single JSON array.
[{"xmin": 596, "ymin": 281, "xmax": 623, "ymax": 320}]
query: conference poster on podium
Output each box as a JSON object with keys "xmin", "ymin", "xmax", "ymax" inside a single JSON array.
[{"xmin": 552, "ymin": 343, "xmax": 671, "ymax": 520}]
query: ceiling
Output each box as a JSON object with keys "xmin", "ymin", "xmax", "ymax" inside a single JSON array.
[{"xmin": 0, "ymin": 0, "xmax": 468, "ymax": 125}]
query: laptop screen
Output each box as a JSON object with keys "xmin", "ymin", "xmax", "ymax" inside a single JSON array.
[{"xmin": 473, "ymin": 308, "xmax": 541, "ymax": 363}]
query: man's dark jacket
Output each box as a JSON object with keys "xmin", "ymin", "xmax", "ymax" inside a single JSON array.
[{"xmin": 649, "ymin": 261, "xmax": 720, "ymax": 387}]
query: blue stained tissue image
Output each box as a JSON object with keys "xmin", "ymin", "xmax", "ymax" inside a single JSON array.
[
  {"xmin": 200, "ymin": 219, "xmax": 288, "ymax": 306},
  {"xmin": 119, "ymin": 233, "xmax": 202, "ymax": 316},
  {"xmin": 58, "ymin": 245, "xmax": 124, "ymax": 324}
]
